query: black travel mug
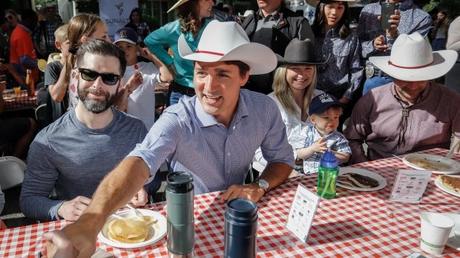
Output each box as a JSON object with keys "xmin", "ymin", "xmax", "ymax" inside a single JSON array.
[
  {"xmin": 166, "ymin": 171, "xmax": 194, "ymax": 257},
  {"xmin": 224, "ymin": 198, "xmax": 258, "ymax": 258}
]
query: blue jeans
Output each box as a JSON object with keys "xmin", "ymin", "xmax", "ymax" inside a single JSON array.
[
  {"xmin": 362, "ymin": 76, "xmax": 393, "ymax": 95},
  {"xmin": 169, "ymin": 91, "xmax": 185, "ymax": 106}
]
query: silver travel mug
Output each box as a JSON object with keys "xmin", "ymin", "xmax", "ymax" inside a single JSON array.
[
  {"xmin": 166, "ymin": 171, "xmax": 194, "ymax": 257},
  {"xmin": 224, "ymin": 198, "xmax": 258, "ymax": 258}
]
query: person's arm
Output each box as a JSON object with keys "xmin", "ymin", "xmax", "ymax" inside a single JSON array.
[
  {"xmin": 139, "ymin": 46, "xmax": 174, "ymax": 83},
  {"xmin": 222, "ymin": 99, "xmax": 294, "ymax": 202},
  {"xmin": 114, "ymin": 71, "xmax": 143, "ymax": 112},
  {"xmin": 20, "ymin": 135, "xmax": 66, "ymax": 221},
  {"xmin": 343, "ymin": 97, "xmax": 372, "ymax": 164},
  {"xmin": 143, "ymin": 22, "xmax": 176, "ymax": 66},
  {"xmin": 342, "ymin": 35, "xmax": 364, "ymax": 101},
  {"xmin": 222, "ymin": 162, "xmax": 292, "ymax": 203},
  {"xmin": 296, "ymin": 137, "xmax": 327, "ymax": 160},
  {"xmin": 412, "ymin": 13, "xmax": 433, "ymax": 37},
  {"xmin": 49, "ymin": 157, "xmax": 151, "ymax": 258},
  {"xmin": 47, "ymin": 60, "xmax": 70, "ymax": 102}
]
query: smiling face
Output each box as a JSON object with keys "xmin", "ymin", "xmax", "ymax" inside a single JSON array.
[
  {"xmin": 324, "ymin": 2, "xmax": 345, "ymax": 28},
  {"xmin": 285, "ymin": 65, "xmax": 315, "ymax": 93},
  {"xmin": 310, "ymin": 107, "xmax": 342, "ymax": 136},
  {"xmin": 194, "ymin": 61, "xmax": 249, "ymax": 126},
  {"xmin": 198, "ymin": 0, "xmax": 214, "ymax": 19},
  {"xmin": 77, "ymin": 53, "xmax": 121, "ymax": 113}
]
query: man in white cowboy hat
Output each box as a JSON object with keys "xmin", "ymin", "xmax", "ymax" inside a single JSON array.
[
  {"xmin": 345, "ymin": 32, "xmax": 460, "ymax": 164},
  {"xmin": 44, "ymin": 20, "xmax": 294, "ymax": 257}
]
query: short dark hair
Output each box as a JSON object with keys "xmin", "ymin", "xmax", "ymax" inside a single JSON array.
[
  {"xmin": 224, "ymin": 61, "xmax": 250, "ymax": 77},
  {"xmin": 75, "ymin": 39, "xmax": 127, "ymax": 76}
]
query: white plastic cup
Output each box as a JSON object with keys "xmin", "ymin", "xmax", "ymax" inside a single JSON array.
[{"xmin": 420, "ymin": 212, "xmax": 454, "ymax": 255}]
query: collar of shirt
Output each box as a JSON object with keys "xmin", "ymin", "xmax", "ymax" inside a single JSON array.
[
  {"xmin": 257, "ymin": 8, "xmax": 281, "ymax": 21},
  {"xmin": 194, "ymin": 94, "xmax": 249, "ymax": 128},
  {"xmin": 391, "ymin": 81, "xmax": 432, "ymax": 108}
]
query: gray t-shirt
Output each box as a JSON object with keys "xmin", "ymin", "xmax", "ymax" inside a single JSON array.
[{"xmin": 20, "ymin": 108, "xmax": 147, "ymax": 220}]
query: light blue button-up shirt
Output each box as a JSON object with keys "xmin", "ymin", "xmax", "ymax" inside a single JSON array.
[{"xmin": 128, "ymin": 89, "xmax": 295, "ymax": 194}]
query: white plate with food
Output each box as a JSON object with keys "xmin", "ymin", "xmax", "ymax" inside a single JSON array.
[
  {"xmin": 98, "ymin": 209, "xmax": 167, "ymax": 249},
  {"xmin": 337, "ymin": 167, "xmax": 387, "ymax": 191},
  {"xmin": 435, "ymin": 175, "xmax": 460, "ymax": 198},
  {"xmin": 402, "ymin": 153, "xmax": 460, "ymax": 174}
]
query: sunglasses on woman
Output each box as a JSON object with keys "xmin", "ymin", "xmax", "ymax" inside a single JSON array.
[{"xmin": 78, "ymin": 68, "xmax": 121, "ymax": 86}]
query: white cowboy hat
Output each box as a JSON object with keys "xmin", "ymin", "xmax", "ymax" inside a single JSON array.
[
  {"xmin": 178, "ymin": 20, "xmax": 277, "ymax": 75},
  {"xmin": 369, "ymin": 32, "xmax": 458, "ymax": 81},
  {"xmin": 167, "ymin": 0, "xmax": 188, "ymax": 13}
]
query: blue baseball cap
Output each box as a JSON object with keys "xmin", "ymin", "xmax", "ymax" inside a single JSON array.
[
  {"xmin": 113, "ymin": 27, "xmax": 138, "ymax": 45},
  {"xmin": 308, "ymin": 93, "xmax": 342, "ymax": 116}
]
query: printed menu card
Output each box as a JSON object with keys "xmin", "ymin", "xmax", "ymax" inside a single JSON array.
[
  {"xmin": 286, "ymin": 184, "xmax": 320, "ymax": 243},
  {"xmin": 389, "ymin": 169, "xmax": 432, "ymax": 203}
]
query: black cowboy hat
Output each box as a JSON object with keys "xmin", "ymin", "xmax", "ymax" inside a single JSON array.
[{"xmin": 277, "ymin": 38, "xmax": 327, "ymax": 65}]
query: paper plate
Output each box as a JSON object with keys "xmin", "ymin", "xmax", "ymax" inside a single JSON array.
[
  {"xmin": 403, "ymin": 153, "xmax": 460, "ymax": 174},
  {"xmin": 98, "ymin": 209, "xmax": 167, "ymax": 249},
  {"xmin": 337, "ymin": 167, "xmax": 387, "ymax": 192},
  {"xmin": 434, "ymin": 176, "xmax": 460, "ymax": 198}
]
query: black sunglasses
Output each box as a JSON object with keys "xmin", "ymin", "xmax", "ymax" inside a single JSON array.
[{"xmin": 78, "ymin": 68, "xmax": 121, "ymax": 86}]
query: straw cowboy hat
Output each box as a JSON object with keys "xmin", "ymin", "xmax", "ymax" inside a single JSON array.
[
  {"xmin": 369, "ymin": 32, "xmax": 458, "ymax": 81},
  {"xmin": 167, "ymin": 0, "xmax": 188, "ymax": 13},
  {"xmin": 178, "ymin": 20, "xmax": 277, "ymax": 75},
  {"xmin": 277, "ymin": 38, "xmax": 326, "ymax": 65}
]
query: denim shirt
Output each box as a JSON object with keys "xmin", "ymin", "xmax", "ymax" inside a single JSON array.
[
  {"xmin": 357, "ymin": 0, "xmax": 432, "ymax": 59},
  {"xmin": 316, "ymin": 28, "xmax": 363, "ymax": 100}
]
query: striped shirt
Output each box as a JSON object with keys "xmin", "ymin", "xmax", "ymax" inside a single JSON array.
[
  {"xmin": 357, "ymin": 0, "xmax": 432, "ymax": 59},
  {"xmin": 303, "ymin": 122, "xmax": 351, "ymax": 174},
  {"xmin": 129, "ymin": 89, "xmax": 294, "ymax": 194}
]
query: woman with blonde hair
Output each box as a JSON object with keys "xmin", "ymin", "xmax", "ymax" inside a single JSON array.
[
  {"xmin": 144, "ymin": 0, "xmax": 214, "ymax": 105},
  {"xmin": 254, "ymin": 39, "xmax": 325, "ymax": 172}
]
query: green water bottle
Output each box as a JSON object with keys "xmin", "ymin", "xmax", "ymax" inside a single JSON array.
[{"xmin": 317, "ymin": 150, "xmax": 338, "ymax": 199}]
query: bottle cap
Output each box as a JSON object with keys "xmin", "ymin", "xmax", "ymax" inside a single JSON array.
[
  {"xmin": 320, "ymin": 150, "xmax": 338, "ymax": 168},
  {"xmin": 166, "ymin": 171, "xmax": 193, "ymax": 193},
  {"xmin": 226, "ymin": 198, "xmax": 258, "ymax": 219}
]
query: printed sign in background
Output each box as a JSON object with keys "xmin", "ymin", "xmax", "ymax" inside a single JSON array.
[{"xmin": 99, "ymin": 0, "xmax": 138, "ymax": 40}]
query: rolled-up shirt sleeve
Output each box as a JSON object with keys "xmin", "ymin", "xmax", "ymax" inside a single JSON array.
[
  {"xmin": 128, "ymin": 112, "xmax": 182, "ymax": 178},
  {"xmin": 259, "ymin": 100, "xmax": 295, "ymax": 168}
]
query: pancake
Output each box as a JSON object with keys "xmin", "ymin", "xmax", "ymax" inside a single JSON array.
[{"xmin": 107, "ymin": 217, "xmax": 151, "ymax": 243}]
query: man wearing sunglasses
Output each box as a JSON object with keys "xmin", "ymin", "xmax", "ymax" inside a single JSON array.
[{"xmin": 20, "ymin": 40, "xmax": 148, "ymax": 222}]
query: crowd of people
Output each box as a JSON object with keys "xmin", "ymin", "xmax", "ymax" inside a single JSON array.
[{"xmin": 0, "ymin": 0, "xmax": 459, "ymax": 255}]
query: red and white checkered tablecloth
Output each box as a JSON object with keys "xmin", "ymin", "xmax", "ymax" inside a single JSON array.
[{"xmin": 1, "ymin": 148, "xmax": 460, "ymax": 257}]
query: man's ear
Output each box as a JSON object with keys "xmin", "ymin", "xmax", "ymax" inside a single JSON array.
[
  {"xmin": 80, "ymin": 35, "xmax": 89, "ymax": 43},
  {"xmin": 239, "ymin": 71, "xmax": 250, "ymax": 88}
]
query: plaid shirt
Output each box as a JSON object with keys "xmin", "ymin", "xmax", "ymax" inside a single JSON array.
[{"xmin": 302, "ymin": 122, "xmax": 351, "ymax": 174}]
